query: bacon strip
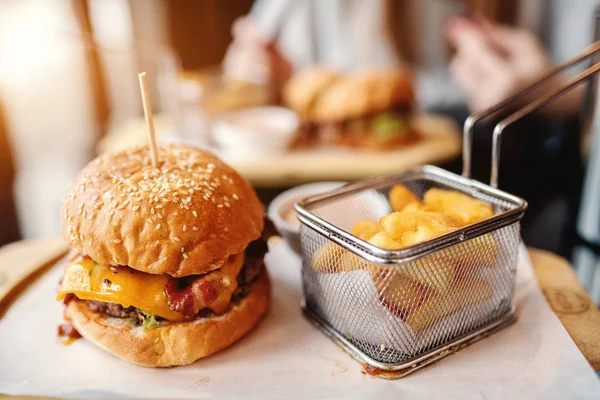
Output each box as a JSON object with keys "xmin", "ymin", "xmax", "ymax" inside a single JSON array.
[{"xmin": 163, "ymin": 269, "xmax": 232, "ymax": 316}]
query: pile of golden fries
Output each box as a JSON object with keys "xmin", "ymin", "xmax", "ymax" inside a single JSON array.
[
  {"xmin": 355, "ymin": 184, "xmax": 494, "ymax": 248},
  {"xmin": 312, "ymin": 184, "xmax": 499, "ymax": 334}
]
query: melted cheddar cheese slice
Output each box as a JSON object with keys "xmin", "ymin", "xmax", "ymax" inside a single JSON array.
[{"xmin": 57, "ymin": 253, "xmax": 245, "ymax": 321}]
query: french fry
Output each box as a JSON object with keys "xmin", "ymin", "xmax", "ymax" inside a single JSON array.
[
  {"xmin": 368, "ymin": 231, "xmax": 404, "ymax": 250},
  {"xmin": 380, "ymin": 211, "xmax": 459, "ymax": 245},
  {"xmin": 452, "ymin": 233, "xmax": 500, "ymax": 279},
  {"xmin": 373, "ymin": 212, "xmax": 459, "ymax": 292},
  {"xmin": 404, "ymin": 277, "xmax": 493, "ymax": 334},
  {"xmin": 376, "ymin": 269, "xmax": 435, "ymax": 318},
  {"xmin": 423, "ymin": 188, "xmax": 494, "ymax": 226},
  {"xmin": 351, "ymin": 219, "xmax": 382, "ymax": 242},
  {"xmin": 389, "ymin": 184, "xmax": 421, "ymax": 212},
  {"xmin": 401, "ymin": 202, "xmax": 432, "ymax": 213},
  {"xmin": 403, "ymin": 252, "xmax": 456, "ymax": 292},
  {"xmin": 311, "ymin": 242, "xmax": 346, "ymax": 273}
]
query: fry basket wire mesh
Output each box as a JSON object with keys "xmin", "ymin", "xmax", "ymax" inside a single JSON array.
[
  {"xmin": 295, "ymin": 40, "xmax": 600, "ymax": 377},
  {"xmin": 297, "ymin": 166, "xmax": 525, "ymax": 369}
]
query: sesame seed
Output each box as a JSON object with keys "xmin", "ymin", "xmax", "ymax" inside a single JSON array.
[
  {"xmin": 132, "ymin": 205, "xmax": 140, "ymax": 211},
  {"xmin": 181, "ymin": 247, "xmax": 185, "ymax": 253},
  {"xmin": 157, "ymin": 213, "xmax": 163, "ymax": 219},
  {"xmin": 193, "ymin": 226, "xmax": 199, "ymax": 231},
  {"xmin": 113, "ymin": 239, "xmax": 122, "ymax": 244},
  {"xmin": 183, "ymin": 253, "xmax": 189, "ymax": 259},
  {"xmin": 79, "ymin": 234, "xmax": 84, "ymax": 241},
  {"xmin": 224, "ymin": 202, "xmax": 230, "ymax": 208},
  {"xmin": 155, "ymin": 224, "xmax": 161, "ymax": 230},
  {"xmin": 192, "ymin": 211, "xmax": 198, "ymax": 217},
  {"xmin": 174, "ymin": 237, "xmax": 181, "ymax": 242},
  {"xmin": 217, "ymin": 204, "xmax": 223, "ymax": 208},
  {"xmin": 151, "ymin": 208, "xmax": 155, "ymax": 215},
  {"xmin": 155, "ymin": 204, "xmax": 163, "ymax": 209},
  {"xmin": 233, "ymin": 194, "xmax": 239, "ymax": 200},
  {"xmin": 183, "ymin": 225, "xmax": 187, "ymax": 232}
]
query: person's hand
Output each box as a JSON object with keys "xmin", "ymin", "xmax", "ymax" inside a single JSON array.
[
  {"xmin": 447, "ymin": 16, "xmax": 558, "ymax": 113},
  {"xmin": 222, "ymin": 17, "xmax": 292, "ymax": 90}
]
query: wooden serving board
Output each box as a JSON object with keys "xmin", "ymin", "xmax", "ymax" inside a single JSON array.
[
  {"xmin": 0, "ymin": 237, "xmax": 67, "ymax": 318},
  {"xmin": 99, "ymin": 114, "xmax": 462, "ymax": 187},
  {"xmin": 529, "ymin": 249, "xmax": 600, "ymax": 371},
  {"xmin": 0, "ymin": 241, "xmax": 597, "ymax": 372}
]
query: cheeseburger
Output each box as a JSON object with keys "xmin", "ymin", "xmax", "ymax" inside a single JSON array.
[
  {"xmin": 57, "ymin": 144, "xmax": 270, "ymax": 367},
  {"xmin": 283, "ymin": 66, "xmax": 417, "ymax": 149}
]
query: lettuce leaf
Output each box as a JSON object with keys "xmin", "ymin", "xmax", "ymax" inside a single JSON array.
[{"xmin": 371, "ymin": 113, "xmax": 409, "ymax": 139}]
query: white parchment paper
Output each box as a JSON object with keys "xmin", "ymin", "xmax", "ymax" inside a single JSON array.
[{"xmin": 1, "ymin": 240, "xmax": 599, "ymax": 399}]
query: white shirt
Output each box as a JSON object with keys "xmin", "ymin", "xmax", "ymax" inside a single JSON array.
[{"xmin": 250, "ymin": 0, "xmax": 400, "ymax": 70}]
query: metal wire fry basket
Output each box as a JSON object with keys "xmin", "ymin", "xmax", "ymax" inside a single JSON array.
[
  {"xmin": 295, "ymin": 37, "xmax": 600, "ymax": 378},
  {"xmin": 296, "ymin": 167, "xmax": 526, "ymax": 377}
]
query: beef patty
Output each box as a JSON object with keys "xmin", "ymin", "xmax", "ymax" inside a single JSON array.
[{"xmin": 87, "ymin": 301, "xmax": 143, "ymax": 319}]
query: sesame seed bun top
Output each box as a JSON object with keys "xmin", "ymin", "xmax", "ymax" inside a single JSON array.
[{"xmin": 61, "ymin": 144, "xmax": 264, "ymax": 277}]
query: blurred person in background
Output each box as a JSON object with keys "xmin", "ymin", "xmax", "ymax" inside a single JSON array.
[{"xmin": 222, "ymin": 0, "xmax": 400, "ymax": 86}]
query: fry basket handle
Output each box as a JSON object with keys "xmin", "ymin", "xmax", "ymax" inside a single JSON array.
[
  {"xmin": 462, "ymin": 40, "xmax": 600, "ymax": 185},
  {"xmin": 491, "ymin": 57, "xmax": 600, "ymax": 187}
]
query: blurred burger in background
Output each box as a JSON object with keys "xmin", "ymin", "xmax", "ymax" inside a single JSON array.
[{"xmin": 283, "ymin": 66, "xmax": 418, "ymax": 150}]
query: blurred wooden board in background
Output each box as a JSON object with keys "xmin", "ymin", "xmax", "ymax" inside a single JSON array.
[{"xmin": 99, "ymin": 113, "xmax": 462, "ymax": 187}]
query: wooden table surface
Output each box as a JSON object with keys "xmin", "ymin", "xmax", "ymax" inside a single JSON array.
[{"xmin": 0, "ymin": 239, "xmax": 598, "ymax": 373}]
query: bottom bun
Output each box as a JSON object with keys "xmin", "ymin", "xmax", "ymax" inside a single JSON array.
[{"xmin": 66, "ymin": 270, "xmax": 270, "ymax": 367}]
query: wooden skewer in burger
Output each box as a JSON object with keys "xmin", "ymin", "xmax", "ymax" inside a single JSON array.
[{"xmin": 57, "ymin": 72, "xmax": 270, "ymax": 367}]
